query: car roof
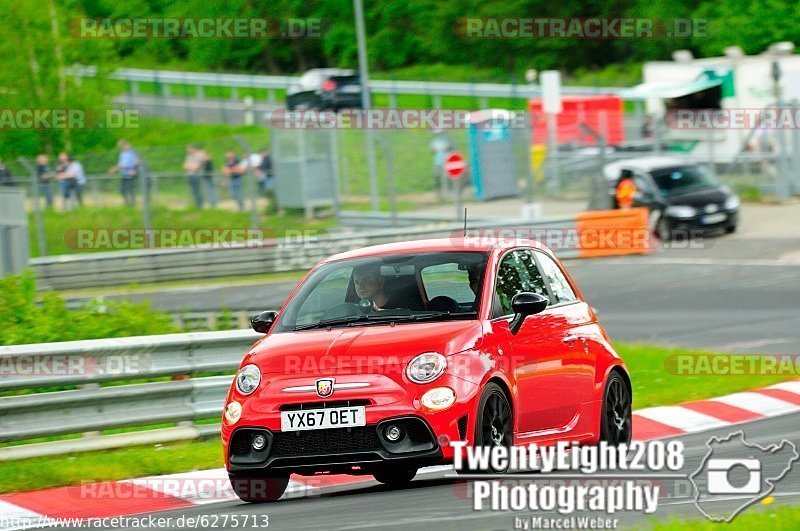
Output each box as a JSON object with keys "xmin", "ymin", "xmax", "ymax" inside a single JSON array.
[
  {"xmin": 603, "ymin": 156, "xmax": 696, "ymax": 178},
  {"xmin": 324, "ymin": 237, "xmax": 555, "ymax": 263}
]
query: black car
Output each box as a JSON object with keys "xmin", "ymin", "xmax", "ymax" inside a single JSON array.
[
  {"xmin": 285, "ymin": 68, "xmax": 362, "ymax": 111},
  {"xmin": 603, "ymin": 156, "xmax": 740, "ymax": 239}
]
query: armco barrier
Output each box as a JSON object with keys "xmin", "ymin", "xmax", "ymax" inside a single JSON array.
[
  {"xmin": 0, "ymin": 329, "xmax": 261, "ymax": 460},
  {"xmin": 30, "ymin": 212, "xmax": 651, "ymax": 291}
]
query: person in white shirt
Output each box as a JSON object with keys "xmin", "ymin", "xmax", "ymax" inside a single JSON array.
[{"xmin": 56, "ymin": 151, "xmax": 86, "ymax": 210}]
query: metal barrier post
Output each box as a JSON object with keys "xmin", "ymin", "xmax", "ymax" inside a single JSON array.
[{"xmin": 17, "ymin": 157, "xmax": 47, "ymax": 257}]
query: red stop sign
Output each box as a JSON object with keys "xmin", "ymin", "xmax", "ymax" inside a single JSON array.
[{"xmin": 444, "ymin": 151, "xmax": 466, "ymax": 179}]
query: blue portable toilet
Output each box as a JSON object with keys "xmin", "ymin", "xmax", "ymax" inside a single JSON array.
[{"xmin": 468, "ymin": 109, "xmax": 521, "ymax": 201}]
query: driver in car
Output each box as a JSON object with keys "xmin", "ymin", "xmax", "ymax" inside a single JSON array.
[{"xmin": 353, "ymin": 264, "xmax": 392, "ymax": 310}]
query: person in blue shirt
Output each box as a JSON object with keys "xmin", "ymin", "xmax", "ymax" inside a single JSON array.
[{"xmin": 110, "ymin": 140, "xmax": 140, "ymax": 207}]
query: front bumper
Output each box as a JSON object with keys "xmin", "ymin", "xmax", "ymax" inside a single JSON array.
[
  {"xmin": 667, "ymin": 208, "xmax": 738, "ymax": 235},
  {"xmin": 222, "ymin": 373, "xmax": 480, "ymax": 475}
]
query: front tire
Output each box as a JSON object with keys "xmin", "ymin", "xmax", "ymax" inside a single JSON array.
[
  {"xmin": 373, "ymin": 466, "xmax": 418, "ymax": 487},
  {"xmin": 228, "ymin": 473, "xmax": 289, "ymax": 503},
  {"xmin": 600, "ymin": 372, "xmax": 632, "ymax": 446},
  {"xmin": 469, "ymin": 382, "xmax": 513, "ymax": 473}
]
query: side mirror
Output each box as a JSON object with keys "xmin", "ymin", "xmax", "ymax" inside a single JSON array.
[
  {"xmin": 509, "ymin": 292, "xmax": 549, "ymax": 335},
  {"xmin": 251, "ymin": 311, "xmax": 277, "ymax": 334}
]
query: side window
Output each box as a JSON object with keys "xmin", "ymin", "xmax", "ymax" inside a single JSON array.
[
  {"xmin": 420, "ymin": 263, "xmax": 474, "ymax": 304},
  {"xmin": 536, "ymin": 253, "xmax": 578, "ymax": 305},
  {"xmin": 494, "ymin": 250, "xmax": 548, "ymax": 317}
]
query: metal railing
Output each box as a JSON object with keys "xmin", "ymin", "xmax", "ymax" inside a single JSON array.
[
  {"xmin": 30, "ymin": 217, "xmax": 578, "ymax": 290},
  {"xmin": 69, "ymin": 66, "xmax": 627, "ymax": 101},
  {"xmin": 0, "ymin": 329, "xmax": 261, "ymax": 458}
]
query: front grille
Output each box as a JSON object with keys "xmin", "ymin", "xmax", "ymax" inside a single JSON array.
[
  {"xmin": 272, "ymin": 426, "xmax": 382, "ymax": 457},
  {"xmin": 279, "ymin": 399, "xmax": 371, "ymax": 412}
]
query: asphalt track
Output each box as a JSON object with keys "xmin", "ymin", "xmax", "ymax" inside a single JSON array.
[{"xmin": 67, "ymin": 411, "xmax": 800, "ymax": 530}]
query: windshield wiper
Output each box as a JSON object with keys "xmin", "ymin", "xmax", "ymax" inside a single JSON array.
[
  {"xmin": 293, "ymin": 313, "xmax": 418, "ymax": 331},
  {"xmin": 409, "ymin": 311, "xmax": 476, "ymax": 321}
]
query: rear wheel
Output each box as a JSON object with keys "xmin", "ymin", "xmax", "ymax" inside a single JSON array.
[
  {"xmin": 228, "ymin": 473, "xmax": 289, "ymax": 503},
  {"xmin": 600, "ymin": 372, "xmax": 632, "ymax": 446},
  {"xmin": 468, "ymin": 382, "xmax": 513, "ymax": 473},
  {"xmin": 373, "ymin": 466, "xmax": 418, "ymax": 487}
]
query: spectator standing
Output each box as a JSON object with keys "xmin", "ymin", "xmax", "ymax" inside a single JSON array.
[
  {"xmin": 248, "ymin": 150, "xmax": 263, "ymax": 193},
  {"xmin": 69, "ymin": 155, "xmax": 86, "ymax": 206},
  {"xmin": 0, "ymin": 158, "xmax": 12, "ymax": 187},
  {"xmin": 199, "ymin": 147, "xmax": 217, "ymax": 208},
  {"xmin": 258, "ymin": 148, "xmax": 276, "ymax": 213},
  {"xmin": 110, "ymin": 140, "xmax": 139, "ymax": 207},
  {"xmin": 183, "ymin": 144, "xmax": 204, "ymax": 208},
  {"xmin": 223, "ymin": 149, "xmax": 245, "ymax": 211},
  {"xmin": 35, "ymin": 154, "xmax": 54, "ymax": 208},
  {"xmin": 56, "ymin": 152, "xmax": 78, "ymax": 210},
  {"xmin": 257, "ymin": 148, "xmax": 274, "ymax": 194}
]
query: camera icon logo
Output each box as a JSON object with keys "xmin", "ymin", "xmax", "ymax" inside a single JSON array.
[
  {"xmin": 689, "ymin": 431, "xmax": 798, "ymax": 522},
  {"xmin": 706, "ymin": 458, "xmax": 761, "ymax": 494}
]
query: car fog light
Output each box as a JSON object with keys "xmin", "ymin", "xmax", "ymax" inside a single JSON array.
[
  {"xmin": 421, "ymin": 387, "xmax": 456, "ymax": 411},
  {"xmin": 224, "ymin": 401, "xmax": 242, "ymax": 424},
  {"xmin": 252, "ymin": 434, "xmax": 267, "ymax": 451},
  {"xmin": 385, "ymin": 425, "xmax": 402, "ymax": 442}
]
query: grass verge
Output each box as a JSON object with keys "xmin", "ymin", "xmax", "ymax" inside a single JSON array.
[
  {"xmin": 1, "ymin": 343, "xmax": 797, "ymax": 493},
  {"xmin": 651, "ymin": 504, "xmax": 800, "ymax": 529}
]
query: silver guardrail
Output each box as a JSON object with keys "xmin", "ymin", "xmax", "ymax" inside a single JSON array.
[
  {"xmin": 68, "ymin": 66, "xmax": 626, "ymax": 99},
  {"xmin": 0, "ymin": 329, "xmax": 262, "ymax": 459},
  {"xmin": 31, "ymin": 217, "xmax": 578, "ymax": 290}
]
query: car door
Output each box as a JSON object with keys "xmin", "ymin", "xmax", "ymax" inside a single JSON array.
[
  {"xmin": 533, "ymin": 251, "xmax": 596, "ymax": 409},
  {"xmin": 488, "ymin": 249, "xmax": 572, "ymax": 435}
]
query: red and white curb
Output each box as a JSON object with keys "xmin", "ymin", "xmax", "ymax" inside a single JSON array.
[{"xmin": 2, "ymin": 379, "xmax": 799, "ymax": 529}]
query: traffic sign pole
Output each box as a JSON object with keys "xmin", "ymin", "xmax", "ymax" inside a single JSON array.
[{"xmin": 444, "ymin": 151, "xmax": 466, "ymax": 220}]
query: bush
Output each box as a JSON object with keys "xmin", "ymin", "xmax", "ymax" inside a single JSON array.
[{"xmin": 0, "ymin": 271, "xmax": 176, "ymax": 346}]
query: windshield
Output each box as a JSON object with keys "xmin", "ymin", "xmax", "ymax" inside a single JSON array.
[
  {"xmin": 272, "ymin": 251, "xmax": 488, "ymax": 333},
  {"xmin": 650, "ymin": 165, "xmax": 718, "ymax": 196}
]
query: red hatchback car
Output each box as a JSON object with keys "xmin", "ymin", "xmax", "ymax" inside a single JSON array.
[{"xmin": 222, "ymin": 238, "xmax": 631, "ymax": 501}]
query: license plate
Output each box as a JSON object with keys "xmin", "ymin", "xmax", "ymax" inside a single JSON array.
[
  {"xmin": 340, "ymin": 85, "xmax": 361, "ymax": 93},
  {"xmin": 702, "ymin": 213, "xmax": 727, "ymax": 225},
  {"xmin": 280, "ymin": 406, "xmax": 366, "ymax": 432}
]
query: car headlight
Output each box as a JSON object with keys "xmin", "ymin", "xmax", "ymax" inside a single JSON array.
[
  {"xmin": 224, "ymin": 401, "xmax": 242, "ymax": 424},
  {"xmin": 235, "ymin": 364, "xmax": 261, "ymax": 395},
  {"xmin": 406, "ymin": 352, "xmax": 447, "ymax": 384},
  {"xmin": 665, "ymin": 205, "xmax": 697, "ymax": 219},
  {"xmin": 421, "ymin": 387, "xmax": 456, "ymax": 411},
  {"xmin": 724, "ymin": 195, "xmax": 741, "ymax": 210}
]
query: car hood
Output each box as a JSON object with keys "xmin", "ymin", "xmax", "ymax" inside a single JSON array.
[
  {"xmin": 244, "ymin": 320, "xmax": 483, "ymax": 375},
  {"xmin": 665, "ymin": 186, "xmax": 729, "ymax": 208}
]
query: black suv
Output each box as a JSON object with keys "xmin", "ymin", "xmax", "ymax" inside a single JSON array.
[{"xmin": 286, "ymin": 69, "xmax": 362, "ymax": 111}]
